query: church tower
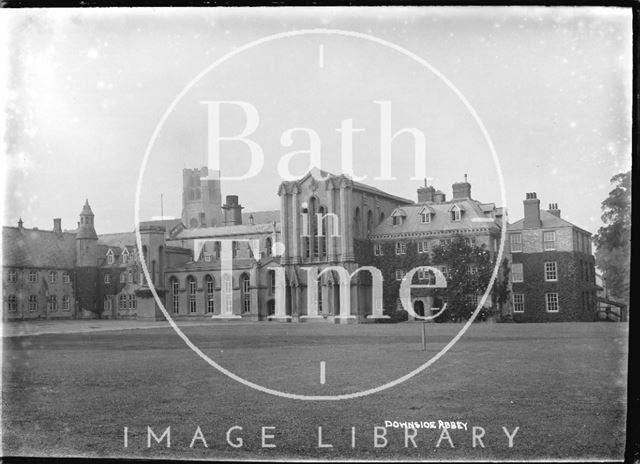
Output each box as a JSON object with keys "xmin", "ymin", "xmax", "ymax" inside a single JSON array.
[{"xmin": 181, "ymin": 167, "xmax": 223, "ymax": 228}]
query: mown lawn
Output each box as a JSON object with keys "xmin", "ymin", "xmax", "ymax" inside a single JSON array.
[{"xmin": 2, "ymin": 321, "xmax": 628, "ymax": 460}]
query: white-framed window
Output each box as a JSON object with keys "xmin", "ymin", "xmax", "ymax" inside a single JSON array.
[
  {"xmin": 104, "ymin": 274, "xmax": 111, "ymax": 284},
  {"xmin": 47, "ymin": 295, "xmax": 57, "ymax": 312},
  {"xmin": 131, "ymin": 294, "xmax": 137, "ymax": 310},
  {"xmin": 8, "ymin": 295, "xmax": 18, "ymax": 312},
  {"xmin": 28, "ymin": 270, "xmax": 38, "ymax": 283},
  {"xmin": 436, "ymin": 265, "xmax": 449, "ymax": 279},
  {"xmin": 395, "ymin": 242, "xmax": 407, "ymax": 255},
  {"xmin": 204, "ymin": 253, "xmax": 212, "ymax": 262},
  {"xmin": 545, "ymin": 292, "xmax": 559, "ymax": 312},
  {"xmin": 241, "ymin": 274, "xmax": 251, "ymax": 313},
  {"xmin": 543, "ymin": 231, "xmax": 556, "ymax": 251},
  {"xmin": 510, "ymin": 233, "xmax": 523, "ymax": 253},
  {"xmin": 450, "ymin": 205, "xmax": 462, "ymax": 222},
  {"xmin": 106, "ymin": 249, "xmax": 114, "ymax": 264},
  {"xmin": 232, "ymin": 242, "xmax": 238, "ymax": 258},
  {"xmin": 7, "ymin": 270, "xmax": 17, "ymax": 283},
  {"xmin": 48, "ymin": 271, "xmax": 57, "ymax": 284},
  {"xmin": 63, "ymin": 272, "xmax": 71, "ymax": 284},
  {"xmin": 464, "ymin": 237, "xmax": 476, "ymax": 246},
  {"xmin": 188, "ymin": 276, "xmax": 197, "ymax": 313},
  {"xmin": 420, "ymin": 212, "xmax": 431, "ymax": 223},
  {"xmin": 373, "ymin": 243, "xmax": 383, "ymax": 256},
  {"xmin": 513, "ymin": 294, "xmax": 525, "ymax": 313},
  {"xmin": 224, "ymin": 275, "xmax": 233, "ymax": 313},
  {"xmin": 205, "ymin": 275, "xmax": 215, "ymax": 313},
  {"xmin": 512, "ymin": 263, "xmax": 523, "ymax": 282},
  {"xmin": 122, "ymin": 248, "xmax": 129, "ymax": 264},
  {"xmin": 466, "ymin": 264, "xmax": 478, "ymax": 275},
  {"xmin": 28, "ymin": 295, "xmax": 38, "ymax": 311},
  {"xmin": 417, "ymin": 241, "xmax": 429, "ymax": 254},
  {"xmin": 62, "ymin": 295, "xmax": 70, "ymax": 311},
  {"xmin": 119, "ymin": 294, "xmax": 127, "ymax": 310},
  {"xmin": 103, "ymin": 296, "xmax": 112, "ymax": 311},
  {"xmin": 170, "ymin": 278, "xmax": 179, "ymax": 313},
  {"xmin": 418, "ymin": 269, "xmax": 436, "ymax": 285},
  {"xmin": 395, "ymin": 269, "xmax": 405, "ymax": 281},
  {"xmin": 544, "ymin": 261, "xmax": 558, "ymax": 281}
]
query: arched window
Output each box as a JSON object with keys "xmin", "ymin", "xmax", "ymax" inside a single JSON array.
[
  {"xmin": 353, "ymin": 207, "xmax": 361, "ymax": 238},
  {"xmin": 187, "ymin": 276, "xmax": 197, "ymax": 313},
  {"xmin": 367, "ymin": 210, "xmax": 373, "ymax": 234},
  {"xmin": 240, "ymin": 273, "xmax": 251, "ymax": 313},
  {"xmin": 265, "ymin": 237, "xmax": 273, "ymax": 257},
  {"xmin": 318, "ymin": 206, "xmax": 327, "ymax": 258},
  {"xmin": 379, "ymin": 212, "xmax": 385, "ymax": 225},
  {"xmin": 205, "ymin": 275, "xmax": 215, "ymax": 314},
  {"xmin": 310, "ymin": 198, "xmax": 319, "ymax": 258},
  {"xmin": 170, "ymin": 277, "xmax": 179, "ymax": 313}
]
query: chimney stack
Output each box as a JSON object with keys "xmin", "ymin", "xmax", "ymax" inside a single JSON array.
[
  {"xmin": 548, "ymin": 203, "xmax": 561, "ymax": 218},
  {"xmin": 523, "ymin": 192, "xmax": 541, "ymax": 228},
  {"xmin": 18, "ymin": 218, "xmax": 23, "ymax": 230},
  {"xmin": 433, "ymin": 190, "xmax": 446, "ymax": 204},
  {"xmin": 452, "ymin": 174, "xmax": 472, "ymax": 199},
  {"xmin": 417, "ymin": 178, "xmax": 435, "ymax": 203},
  {"xmin": 222, "ymin": 195, "xmax": 244, "ymax": 226},
  {"xmin": 53, "ymin": 218, "xmax": 62, "ymax": 234}
]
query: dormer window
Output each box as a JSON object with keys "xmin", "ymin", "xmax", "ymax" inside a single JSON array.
[
  {"xmin": 391, "ymin": 208, "xmax": 407, "ymax": 227},
  {"xmin": 106, "ymin": 249, "xmax": 114, "ymax": 265},
  {"xmin": 122, "ymin": 248, "xmax": 129, "ymax": 264},
  {"xmin": 419, "ymin": 206, "xmax": 434, "ymax": 224},
  {"xmin": 449, "ymin": 204, "xmax": 463, "ymax": 222}
]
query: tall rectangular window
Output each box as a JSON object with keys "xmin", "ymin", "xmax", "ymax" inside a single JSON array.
[
  {"xmin": 417, "ymin": 241, "xmax": 429, "ymax": 254},
  {"xmin": 512, "ymin": 263, "xmax": 523, "ymax": 282},
  {"xmin": 49, "ymin": 271, "xmax": 57, "ymax": 284},
  {"xmin": 28, "ymin": 271, "xmax": 38, "ymax": 283},
  {"xmin": 513, "ymin": 294, "xmax": 524, "ymax": 312},
  {"xmin": 8, "ymin": 295, "xmax": 17, "ymax": 312},
  {"xmin": 8, "ymin": 270, "xmax": 17, "ymax": 283},
  {"xmin": 510, "ymin": 234, "xmax": 523, "ymax": 253},
  {"xmin": 47, "ymin": 295, "xmax": 57, "ymax": 312},
  {"xmin": 28, "ymin": 295, "xmax": 38, "ymax": 311},
  {"xmin": 395, "ymin": 269, "xmax": 405, "ymax": 281},
  {"xmin": 546, "ymin": 292, "xmax": 559, "ymax": 312},
  {"xmin": 62, "ymin": 295, "xmax": 70, "ymax": 311},
  {"xmin": 544, "ymin": 261, "xmax": 558, "ymax": 281},
  {"xmin": 373, "ymin": 243, "xmax": 383, "ymax": 256},
  {"xmin": 543, "ymin": 231, "xmax": 556, "ymax": 251}
]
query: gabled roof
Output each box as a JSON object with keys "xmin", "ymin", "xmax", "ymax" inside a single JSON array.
[
  {"xmin": 418, "ymin": 205, "xmax": 436, "ymax": 215},
  {"xmin": 3, "ymin": 226, "xmax": 76, "ymax": 269},
  {"xmin": 99, "ymin": 232, "xmax": 136, "ymax": 249},
  {"xmin": 371, "ymin": 198, "xmax": 503, "ymax": 237},
  {"xmin": 508, "ymin": 209, "xmax": 589, "ymax": 233},
  {"xmin": 287, "ymin": 168, "xmax": 414, "ymax": 205},
  {"xmin": 391, "ymin": 208, "xmax": 407, "ymax": 217}
]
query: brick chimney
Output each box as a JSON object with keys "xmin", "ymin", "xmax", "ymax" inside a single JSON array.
[
  {"xmin": 523, "ymin": 192, "xmax": 541, "ymax": 228},
  {"xmin": 452, "ymin": 174, "xmax": 472, "ymax": 199},
  {"xmin": 53, "ymin": 218, "xmax": 62, "ymax": 234},
  {"xmin": 417, "ymin": 179, "xmax": 435, "ymax": 203},
  {"xmin": 18, "ymin": 218, "xmax": 23, "ymax": 230},
  {"xmin": 433, "ymin": 190, "xmax": 446, "ymax": 204},
  {"xmin": 547, "ymin": 203, "xmax": 561, "ymax": 218}
]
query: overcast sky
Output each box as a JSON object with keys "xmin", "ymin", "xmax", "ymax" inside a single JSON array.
[{"xmin": 1, "ymin": 7, "xmax": 632, "ymax": 235}]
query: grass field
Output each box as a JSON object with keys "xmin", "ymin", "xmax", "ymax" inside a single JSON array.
[{"xmin": 1, "ymin": 321, "xmax": 628, "ymax": 460}]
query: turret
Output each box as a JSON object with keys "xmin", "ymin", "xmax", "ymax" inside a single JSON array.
[{"xmin": 76, "ymin": 199, "xmax": 98, "ymax": 266}]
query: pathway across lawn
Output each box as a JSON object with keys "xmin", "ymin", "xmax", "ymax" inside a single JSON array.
[{"xmin": 2, "ymin": 321, "xmax": 628, "ymax": 461}]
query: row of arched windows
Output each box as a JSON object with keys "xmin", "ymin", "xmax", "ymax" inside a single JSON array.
[{"xmin": 168, "ymin": 273, "xmax": 251, "ymax": 314}]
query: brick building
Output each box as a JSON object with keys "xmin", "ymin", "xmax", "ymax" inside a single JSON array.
[{"xmin": 508, "ymin": 193, "xmax": 598, "ymax": 322}]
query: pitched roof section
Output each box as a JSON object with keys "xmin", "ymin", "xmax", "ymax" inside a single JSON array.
[
  {"xmin": 173, "ymin": 222, "xmax": 280, "ymax": 240},
  {"xmin": 371, "ymin": 198, "xmax": 503, "ymax": 237},
  {"xmin": 242, "ymin": 210, "xmax": 280, "ymax": 225},
  {"xmin": 98, "ymin": 232, "xmax": 136, "ymax": 249},
  {"xmin": 3, "ymin": 227, "xmax": 77, "ymax": 269},
  {"xmin": 508, "ymin": 209, "xmax": 587, "ymax": 232},
  {"xmin": 290, "ymin": 168, "xmax": 414, "ymax": 205}
]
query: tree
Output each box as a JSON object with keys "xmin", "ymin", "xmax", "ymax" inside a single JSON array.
[
  {"xmin": 594, "ymin": 170, "xmax": 631, "ymax": 303},
  {"xmin": 431, "ymin": 235, "xmax": 495, "ymax": 322}
]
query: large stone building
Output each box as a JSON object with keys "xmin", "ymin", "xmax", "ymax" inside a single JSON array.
[{"xmin": 2, "ymin": 167, "xmax": 599, "ymax": 322}]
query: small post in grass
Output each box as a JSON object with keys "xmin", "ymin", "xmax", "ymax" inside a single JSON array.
[{"xmin": 421, "ymin": 318, "xmax": 427, "ymax": 351}]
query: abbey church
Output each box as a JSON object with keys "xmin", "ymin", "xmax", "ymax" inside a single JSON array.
[{"xmin": 3, "ymin": 167, "xmax": 599, "ymax": 323}]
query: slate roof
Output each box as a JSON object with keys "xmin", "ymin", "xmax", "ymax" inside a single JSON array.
[
  {"xmin": 371, "ymin": 198, "xmax": 503, "ymax": 238},
  {"xmin": 509, "ymin": 209, "xmax": 590, "ymax": 234},
  {"xmin": 173, "ymin": 222, "xmax": 280, "ymax": 239},
  {"xmin": 98, "ymin": 232, "xmax": 136, "ymax": 249},
  {"xmin": 2, "ymin": 226, "xmax": 77, "ymax": 269},
  {"xmin": 138, "ymin": 218, "xmax": 185, "ymax": 237},
  {"xmin": 242, "ymin": 210, "xmax": 280, "ymax": 225}
]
